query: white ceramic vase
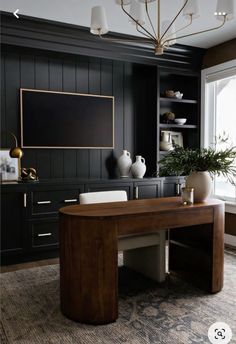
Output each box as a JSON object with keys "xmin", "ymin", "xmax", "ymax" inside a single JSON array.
[
  {"xmin": 117, "ymin": 150, "xmax": 132, "ymax": 177},
  {"xmin": 186, "ymin": 171, "xmax": 212, "ymax": 202},
  {"xmin": 131, "ymin": 156, "xmax": 146, "ymax": 178}
]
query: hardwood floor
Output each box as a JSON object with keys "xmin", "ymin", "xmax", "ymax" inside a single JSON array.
[{"xmin": 1, "ymin": 258, "xmax": 59, "ymax": 273}]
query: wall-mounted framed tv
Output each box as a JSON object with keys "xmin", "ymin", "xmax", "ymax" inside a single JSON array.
[{"xmin": 20, "ymin": 88, "xmax": 114, "ymax": 149}]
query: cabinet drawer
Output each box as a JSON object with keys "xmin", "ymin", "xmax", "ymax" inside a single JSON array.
[
  {"xmin": 30, "ymin": 219, "xmax": 58, "ymax": 249},
  {"xmin": 31, "ymin": 187, "xmax": 82, "ymax": 215}
]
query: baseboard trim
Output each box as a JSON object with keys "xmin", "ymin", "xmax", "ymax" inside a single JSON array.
[{"xmin": 225, "ymin": 234, "xmax": 236, "ymax": 247}]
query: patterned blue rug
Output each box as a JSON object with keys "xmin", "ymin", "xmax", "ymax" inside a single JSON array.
[{"xmin": 1, "ymin": 251, "xmax": 236, "ymax": 344}]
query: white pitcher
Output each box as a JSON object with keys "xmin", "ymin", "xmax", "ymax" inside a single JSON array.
[
  {"xmin": 131, "ymin": 156, "xmax": 146, "ymax": 178},
  {"xmin": 117, "ymin": 150, "xmax": 132, "ymax": 177}
]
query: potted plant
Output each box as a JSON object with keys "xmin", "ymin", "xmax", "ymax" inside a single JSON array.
[{"xmin": 158, "ymin": 135, "xmax": 236, "ymax": 202}]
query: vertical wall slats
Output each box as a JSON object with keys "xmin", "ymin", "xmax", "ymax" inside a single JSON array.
[
  {"xmin": 1, "ymin": 54, "xmax": 6, "ymax": 146},
  {"xmin": 63, "ymin": 59, "xmax": 77, "ymax": 178},
  {"xmin": 76, "ymin": 56, "xmax": 89, "ymax": 178},
  {"xmin": 2, "ymin": 49, "xmax": 136, "ymax": 180},
  {"xmin": 88, "ymin": 57, "xmax": 101, "ymax": 179}
]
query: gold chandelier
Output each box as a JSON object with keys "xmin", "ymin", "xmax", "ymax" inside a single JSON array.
[{"xmin": 90, "ymin": 0, "xmax": 234, "ymax": 55}]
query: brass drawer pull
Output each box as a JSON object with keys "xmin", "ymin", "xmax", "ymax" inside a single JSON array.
[
  {"xmin": 37, "ymin": 233, "xmax": 52, "ymax": 237},
  {"xmin": 135, "ymin": 186, "xmax": 139, "ymax": 199},
  {"xmin": 64, "ymin": 199, "xmax": 78, "ymax": 203},
  {"xmin": 23, "ymin": 193, "xmax": 27, "ymax": 208},
  {"xmin": 36, "ymin": 201, "xmax": 52, "ymax": 205}
]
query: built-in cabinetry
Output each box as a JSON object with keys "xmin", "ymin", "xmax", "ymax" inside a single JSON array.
[
  {"xmin": 158, "ymin": 67, "xmax": 200, "ymax": 166},
  {"xmin": 1, "ymin": 177, "xmax": 185, "ymax": 265}
]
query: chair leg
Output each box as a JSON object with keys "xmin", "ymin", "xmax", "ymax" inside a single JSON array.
[{"xmin": 123, "ymin": 231, "xmax": 166, "ymax": 283}]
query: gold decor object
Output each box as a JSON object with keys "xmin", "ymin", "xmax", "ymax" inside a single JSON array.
[
  {"xmin": 90, "ymin": 0, "xmax": 233, "ymax": 55},
  {"xmin": 6, "ymin": 132, "xmax": 23, "ymax": 159},
  {"xmin": 21, "ymin": 168, "xmax": 38, "ymax": 182},
  {"xmin": 163, "ymin": 111, "xmax": 175, "ymax": 123}
]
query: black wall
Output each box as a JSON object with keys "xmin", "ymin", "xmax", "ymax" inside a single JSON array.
[
  {"xmin": 1, "ymin": 47, "xmax": 142, "ymax": 179},
  {"xmin": 1, "ymin": 13, "xmax": 204, "ymax": 180}
]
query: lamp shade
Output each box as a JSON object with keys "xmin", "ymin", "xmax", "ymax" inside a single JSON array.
[
  {"xmin": 90, "ymin": 6, "xmax": 109, "ymax": 35},
  {"xmin": 129, "ymin": 0, "xmax": 145, "ymax": 25},
  {"xmin": 215, "ymin": 0, "xmax": 234, "ymax": 20},
  {"xmin": 162, "ymin": 20, "xmax": 177, "ymax": 46},
  {"xmin": 116, "ymin": 0, "xmax": 132, "ymax": 5},
  {"xmin": 183, "ymin": 0, "xmax": 199, "ymax": 19}
]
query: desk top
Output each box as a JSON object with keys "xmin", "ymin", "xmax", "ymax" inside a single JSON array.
[{"xmin": 59, "ymin": 197, "xmax": 224, "ymax": 219}]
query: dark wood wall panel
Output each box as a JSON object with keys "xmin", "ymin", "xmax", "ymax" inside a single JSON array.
[{"xmin": 1, "ymin": 47, "xmax": 141, "ymax": 180}]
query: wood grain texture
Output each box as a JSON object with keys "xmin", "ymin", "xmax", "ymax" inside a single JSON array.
[
  {"xmin": 59, "ymin": 197, "xmax": 224, "ymax": 324},
  {"xmin": 60, "ymin": 214, "xmax": 118, "ymax": 324},
  {"xmin": 212, "ymin": 203, "xmax": 225, "ymax": 293},
  {"xmin": 202, "ymin": 39, "xmax": 236, "ymax": 69},
  {"xmin": 225, "ymin": 212, "xmax": 236, "ymax": 236}
]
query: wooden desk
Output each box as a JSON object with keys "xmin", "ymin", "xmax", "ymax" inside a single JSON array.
[{"xmin": 59, "ymin": 197, "xmax": 224, "ymax": 324}]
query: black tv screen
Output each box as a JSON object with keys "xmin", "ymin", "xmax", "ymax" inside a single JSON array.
[{"xmin": 20, "ymin": 89, "xmax": 114, "ymax": 149}]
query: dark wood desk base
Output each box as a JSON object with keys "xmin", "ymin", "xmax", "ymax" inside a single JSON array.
[{"xmin": 59, "ymin": 197, "xmax": 224, "ymax": 324}]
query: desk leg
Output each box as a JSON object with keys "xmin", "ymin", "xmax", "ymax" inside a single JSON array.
[
  {"xmin": 212, "ymin": 204, "xmax": 224, "ymax": 293},
  {"xmin": 169, "ymin": 204, "xmax": 224, "ymax": 293},
  {"xmin": 60, "ymin": 215, "xmax": 118, "ymax": 324}
]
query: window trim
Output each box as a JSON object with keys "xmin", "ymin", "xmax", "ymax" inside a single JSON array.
[{"xmin": 201, "ymin": 59, "xmax": 236, "ymax": 204}]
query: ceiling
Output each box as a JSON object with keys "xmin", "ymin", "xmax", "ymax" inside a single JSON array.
[{"xmin": 0, "ymin": 0, "xmax": 235, "ymax": 49}]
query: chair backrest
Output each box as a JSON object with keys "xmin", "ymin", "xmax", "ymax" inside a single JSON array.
[{"xmin": 79, "ymin": 190, "xmax": 128, "ymax": 204}]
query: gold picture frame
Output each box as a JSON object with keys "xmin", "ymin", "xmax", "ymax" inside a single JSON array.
[
  {"xmin": 20, "ymin": 88, "xmax": 115, "ymax": 149},
  {"xmin": 0, "ymin": 149, "xmax": 20, "ymax": 182}
]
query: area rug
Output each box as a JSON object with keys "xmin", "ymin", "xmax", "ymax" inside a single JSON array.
[{"xmin": 1, "ymin": 252, "xmax": 236, "ymax": 344}]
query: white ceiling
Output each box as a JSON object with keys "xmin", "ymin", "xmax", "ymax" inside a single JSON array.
[{"xmin": 0, "ymin": 0, "xmax": 235, "ymax": 49}]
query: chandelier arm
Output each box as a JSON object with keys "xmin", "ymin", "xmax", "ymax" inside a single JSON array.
[
  {"xmin": 173, "ymin": 14, "xmax": 193, "ymax": 35},
  {"xmin": 162, "ymin": 15, "xmax": 227, "ymax": 46},
  {"xmin": 120, "ymin": 1, "xmax": 157, "ymax": 41},
  {"xmin": 136, "ymin": 23, "xmax": 156, "ymax": 42},
  {"xmin": 145, "ymin": 1, "xmax": 157, "ymax": 38},
  {"xmin": 160, "ymin": 0, "xmax": 189, "ymax": 41}
]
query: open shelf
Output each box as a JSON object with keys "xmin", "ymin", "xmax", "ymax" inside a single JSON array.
[
  {"xmin": 159, "ymin": 124, "xmax": 197, "ymax": 129},
  {"xmin": 160, "ymin": 97, "xmax": 197, "ymax": 104}
]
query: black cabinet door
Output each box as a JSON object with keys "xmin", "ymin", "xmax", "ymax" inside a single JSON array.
[
  {"xmin": 1, "ymin": 190, "xmax": 27, "ymax": 259},
  {"xmin": 163, "ymin": 177, "xmax": 185, "ymax": 197},
  {"xmin": 29, "ymin": 218, "xmax": 59, "ymax": 251},
  {"xmin": 133, "ymin": 180, "xmax": 161, "ymax": 199}
]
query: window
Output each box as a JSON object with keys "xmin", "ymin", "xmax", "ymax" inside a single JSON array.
[{"xmin": 202, "ymin": 60, "xmax": 236, "ymax": 203}]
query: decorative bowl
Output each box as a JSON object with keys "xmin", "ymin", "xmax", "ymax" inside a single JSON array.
[
  {"xmin": 174, "ymin": 91, "xmax": 183, "ymax": 99},
  {"xmin": 174, "ymin": 118, "xmax": 187, "ymax": 125}
]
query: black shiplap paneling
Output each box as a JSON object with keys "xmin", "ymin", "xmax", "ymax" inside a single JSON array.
[
  {"xmin": 20, "ymin": 54, "xmax": 37, "ymax": 169},
  {"xmin": 1, "ymin": 54, "xmax": 6, "ymax": 147},
  {"xmin": 101, "ymin": 59, "xmax": 114, "ymax": 178},
  {"xmin": 88, "ymin": 57, "xmax": 101, "ymax": 179},
  {"xmin": 5, "ymin": 53, "xmax": 20, "ymax": 147},
  {"xmin": 113, "ymin": 61, "xmax": 124, "ymax": 161},
  {"xmin": 124, "ymin": 62, "xmax": 134, "ymax": 158},
  {"xmin": 2, "ymin": 48, "xmax": 138, "ymax": 180},
  {"xmin": 76, "ymin": 56, "xmax": 90, "ymax": 178},
  {"xmin": 35, "ymin": 56, "xmax": 49, "ymax": 90},
  {"xmin": 63, "ymin": 58, "xmax": 77, "ymax": 178}
]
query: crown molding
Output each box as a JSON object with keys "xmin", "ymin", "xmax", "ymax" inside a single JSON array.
[{"xmin": 0, "ymin": 11, "xmax": 205, "ymax": 69}]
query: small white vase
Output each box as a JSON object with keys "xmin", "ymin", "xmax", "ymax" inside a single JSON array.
[
  {"xmin": 117, "ymin": 150, "xmax": 132, "ymax": 177},
  {"xmin": 186, "ymin": 171, "xmax": 212, "ymax": 202},
  {"xmin": 131, "ymin": 156, "xmax": 146, "ymax": 178}
]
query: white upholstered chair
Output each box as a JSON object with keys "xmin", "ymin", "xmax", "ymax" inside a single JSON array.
[{"xmin": 79, "ymin": 190, "xmax": 166, "ymax": 282}]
